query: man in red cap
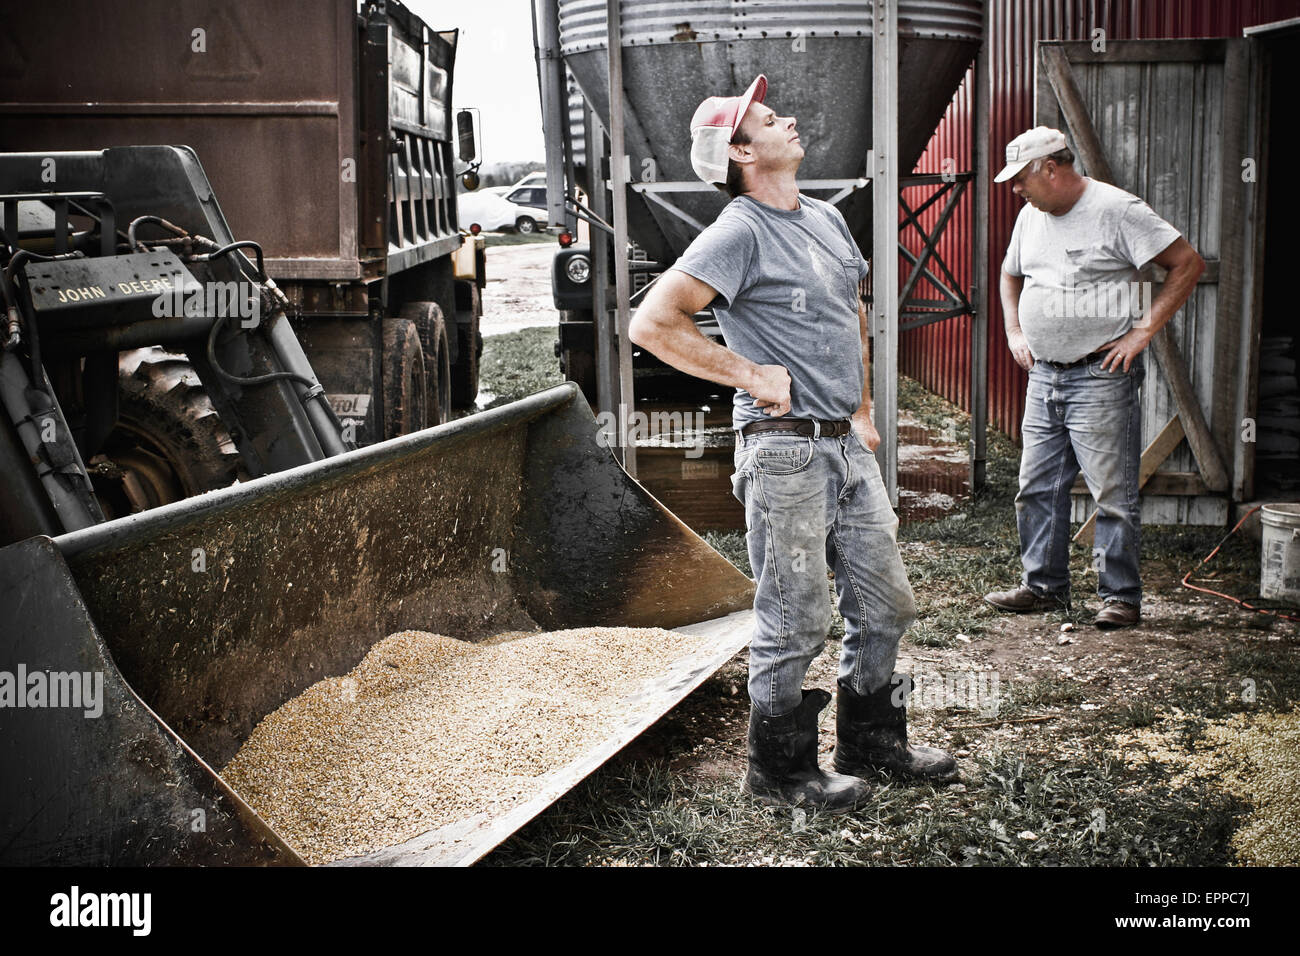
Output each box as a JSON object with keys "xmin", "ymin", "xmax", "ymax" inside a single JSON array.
[{"xmin": 630, "ymin": 76, "xmax": 957, "ymax": 814}]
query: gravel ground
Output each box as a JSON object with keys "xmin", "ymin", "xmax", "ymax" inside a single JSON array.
[{"xmin": 480, "ymin": 242, "xmax": 560, "ymax": 338}]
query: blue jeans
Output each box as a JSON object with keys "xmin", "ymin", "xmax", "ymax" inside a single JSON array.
[
  {"xmin": 731, "ymin": 429, "xmax": 917, "ymax": 717},
  {"xmin": 1017, "ymin": 356, "xmax": 1144, "ymax": 606}
]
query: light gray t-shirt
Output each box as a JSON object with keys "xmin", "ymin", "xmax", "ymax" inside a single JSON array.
[
  {"xmin": 1003, "ymin": 178, "xmax": 1182, "ymax": 363},
  {"xmin": 670, "ymin": 194, "xmax": 868, "ymax": 428}
]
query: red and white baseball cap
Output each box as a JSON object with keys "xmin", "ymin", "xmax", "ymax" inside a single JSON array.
[
  {"xmin": 994, "ymin": 126, "xmax": 1069, "ymax": 182},
  {"xmin": 689, "ymin": 74, "xmax": 767, "ymax": 185}
]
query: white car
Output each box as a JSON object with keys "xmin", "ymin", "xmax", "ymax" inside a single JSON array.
[
  {"xmin": 481, "ymin": 172, "xmax": 545, "ymax": 198},
  {"xmin": 457, "ymin": 185, "xmax": 546, "ymax": 234}
]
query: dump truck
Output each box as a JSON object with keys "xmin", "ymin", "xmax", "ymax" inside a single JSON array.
[
  {"xmin": 0, "ymin": 142, "xmax": 755, "ymax": 865},
  {"xmin": 0, "ymin": 0, "xmax": 488, "ymax": 505}
]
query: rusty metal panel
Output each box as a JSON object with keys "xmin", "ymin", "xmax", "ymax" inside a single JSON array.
[
  {"xmin": 0, "ymin": 0, "xmax": 360, "ymax": 278},
  {"xmin": 899, "ymin": 0, "xmax": 1300, "ymax": 443}
]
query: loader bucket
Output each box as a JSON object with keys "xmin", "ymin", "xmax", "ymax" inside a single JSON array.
[{"xmin": 0, "ymin": 384, "xmax": 755, "ymax": 866}]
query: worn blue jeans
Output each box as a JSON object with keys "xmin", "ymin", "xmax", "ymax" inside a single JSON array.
[
  {"xmin": 1017, "ymin": 356, "xmax": 1144, "ymax": 606},
  {"xmin": 731, "ymin": 429, "xmax": 917, "ymax": 717}
]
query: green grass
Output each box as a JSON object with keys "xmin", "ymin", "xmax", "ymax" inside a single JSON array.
[
  {"xmin": 482, "ymin": 231, "xmax": 555, "ymax": 247},
  {"xmin": 478, "ymin": 327, "xmax": 565, "ymax": 408}
]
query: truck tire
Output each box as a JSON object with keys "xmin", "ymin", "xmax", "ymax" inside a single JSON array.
[
  {"xmin": 452, "ymin": 283, "xmax": 482, "ymax": 408},
  {"xmin": 381, "ymin": 317, "xmax": 430, "ymax": 438},
  {"xmin": 559, "ymin": 309, "xmax": 598, "ymax": 407},
  {"xmin": 95, "ymin": 347, "xmax": 245, "ymax": 517},
  {"xmin": 396, "ymin": 303, "xmax": 451, "ymax": 427}
]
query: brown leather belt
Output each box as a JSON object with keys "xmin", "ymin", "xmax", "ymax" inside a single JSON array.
[
  {"xmin": 1043, "ymin": 349, "xmax": 1108, "ymax": 370},
  {"xmin": 740, "ymin": 417, "xmax": 853, "ymax": 438}
]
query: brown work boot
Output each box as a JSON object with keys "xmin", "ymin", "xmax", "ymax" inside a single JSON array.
[
  {"xmin": 832, "ymin": 678, "xmax": 959, "ymax": 784},
  {"xmin": 1095, "ymin": 600, "xmax": 1140, "ymax": 629},
  {"xmin": 983, "ymin": 584, "xmax": 1068, "ymax": 613}
]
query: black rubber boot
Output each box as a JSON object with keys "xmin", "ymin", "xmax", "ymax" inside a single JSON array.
[
  {"xmin": 742, "ymin": 688, "xmax": 870, "ymax": 813},
  {"xmin": 832, "ymin": 677, "xmax": 959, "ymax": 783}
]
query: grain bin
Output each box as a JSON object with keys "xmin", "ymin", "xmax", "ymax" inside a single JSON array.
[{"xmin": 553, "ymin": 0, "xmax": 983, "ymax": 264}]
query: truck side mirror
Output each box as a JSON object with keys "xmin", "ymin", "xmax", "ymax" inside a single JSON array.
[{"xmin": 457, "ymin": 109, "xmax": 480, "ymax": 166}]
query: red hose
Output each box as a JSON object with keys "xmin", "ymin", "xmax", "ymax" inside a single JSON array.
[{"xmin": 1179, "ymin": 505, "xmax": 1300, "ymax": 624}]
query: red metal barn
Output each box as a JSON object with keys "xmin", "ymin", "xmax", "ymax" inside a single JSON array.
[{"xmin": 902, "ymin": 0, "xmax": 1299, "ymax": 468}]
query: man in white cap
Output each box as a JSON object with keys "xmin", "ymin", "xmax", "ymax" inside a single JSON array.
[
  {"xmin": 629, "ymin": 75, "xmax": 957, "ymax": 814},
  {"xmin": 983, "ymin": 126, "xmax": 1205, "ymax": 628}
]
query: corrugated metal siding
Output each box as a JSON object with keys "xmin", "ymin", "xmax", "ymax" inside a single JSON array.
[
  {"xmin": 900, "ymin": 0, "xmax": 1300, "ymax": 441},
  {"xmin": 901, "ymin": 71, "xmax": 975, "ymax": 410}
]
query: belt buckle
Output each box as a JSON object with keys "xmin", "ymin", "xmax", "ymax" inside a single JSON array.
[{"xmin": 811, "ymin": 420, "xmax": 821, "ymax": 441}]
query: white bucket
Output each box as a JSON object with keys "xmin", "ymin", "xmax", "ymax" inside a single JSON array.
[{"xmin": 1260, "ymin": 503, "xmax": 1300, "ymax": 602}]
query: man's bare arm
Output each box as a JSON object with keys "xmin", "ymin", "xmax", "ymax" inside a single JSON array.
[
  {"xmin": 1001, "ymin": 269, "xmax": 1033, "ymax": 371},
  {"xmin": 1099, "ymin": 236, "xmax": 1205, "ymax": 372},
  {"xmin": 851, "ymin": 293, "xmax": 881, "ymax": 451},
  {"xmin": 628, "ymin": 269, "xmax": 792, "ymax": 415}
]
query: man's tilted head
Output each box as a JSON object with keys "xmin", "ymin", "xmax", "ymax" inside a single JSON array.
[{"xmin": 690, "ymin": 74, "xmax": 767, "ymax": 186}]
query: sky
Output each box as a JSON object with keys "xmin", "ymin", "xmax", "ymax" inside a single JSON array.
[{"xmin": 406, "ymin": 0, "xmax": 548, "ymax": 164}]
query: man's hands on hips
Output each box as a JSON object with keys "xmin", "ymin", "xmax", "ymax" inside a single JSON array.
[
  {"xmin": 1099, "ymin": 326, "xmax": 1153, "ymax": 373},
  {"xmin": 750, "ymin": 364, "xmax": 793, "ymax": 417},
  {"xmin": 852, "ymin": 411, "xmax": 881, "ymax": 452},
  {"xmin": 1007, "ymin": 327, "xmax": 1035, "ymax": 372}
]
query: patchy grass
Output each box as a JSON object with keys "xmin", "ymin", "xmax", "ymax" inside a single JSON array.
[
  {"xmin": 485, "ymin": 740, "xmax": 1248, "ymax": 867},
  {"xmin": 477, "ymin": 326, "xmax": 564, "ymax": 409}
]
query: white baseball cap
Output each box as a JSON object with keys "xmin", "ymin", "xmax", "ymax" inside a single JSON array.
[
  {"xmin": 994, "ymin": 126, "xmax": 1069, "ymax": 182},
  {"xmin": 689, "ymin": 74, "xmax": 767, "ymax": 185}
]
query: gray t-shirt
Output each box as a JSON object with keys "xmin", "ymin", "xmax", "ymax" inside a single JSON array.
[
  {"xmin": 1003, "ymin": 178, "xmax": 1182, "ymax": 363},
  {"xmin": 670, "ymin": 194, "xmax": 868, "ymax": 428}
]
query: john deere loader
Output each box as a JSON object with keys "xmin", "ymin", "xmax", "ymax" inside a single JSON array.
[{"xmin": 0, "ymin": 147, "xmax": 753, "ymax": 866}]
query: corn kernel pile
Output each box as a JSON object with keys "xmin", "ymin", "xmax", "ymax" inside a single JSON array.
[{"xmin": 221, "ymin": 626, "xmax": 703, "ymax": 864}]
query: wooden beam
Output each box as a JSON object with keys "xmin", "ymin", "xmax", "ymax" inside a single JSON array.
[
  {"xmin": 1149, "ymin": 326, "xmax": 1230, "ymax": 491},
  {"xmin": 1054, "ymin": 39, "xmax": 1229, "ymax": 65},
  {"xmin": 1213, "ymin": 39, "xmax": 1249, "ymax": 488},
  {"xmin": 1041, "ymin": 43, "xmax": 1230, "ymax": 494},
  {"xmin": 1073, "ymin": 415, "xmax": 1186, "ymax": 544},
  {"xmin": 1041, "ymin": 46, "xmax": 1116, "ymax": 184}
]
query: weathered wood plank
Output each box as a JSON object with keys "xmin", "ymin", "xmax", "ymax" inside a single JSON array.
[
  {"xmin": 1057, "ymin": 39, "xmax": 1229, "ymax": 64},
  {"xmin": 1212, "ymin": 40, "xmax": 1251, "ymax": 469},
  {"xmin": 1042, "ymin": 45, "xmax": 1116, "ymax": 183},
  {"xmin": 1149, "ymin": 325, "xmax": 1231, "ymax": 490},
  {"xmin": 1237, "ymin": 41, "xmax": 1270, "ymax": 501}
]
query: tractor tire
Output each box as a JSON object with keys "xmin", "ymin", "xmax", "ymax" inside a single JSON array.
[
  {"xmin": 451, "ymin": 283, "xmax": 482, "ymax": 408},
  {"xmin": 95, "ymin": 347, "xmax": 245, "ymax": 518},
  {"xmin": 381, "ymin": 316, "xmax": 431, "ymax": 439}
]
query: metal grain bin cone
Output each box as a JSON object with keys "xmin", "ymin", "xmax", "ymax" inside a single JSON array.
[
  {"xmin": 0, "ymin": 384, "xmax": 755, "ymax": 865},
  {"xmin": 555, "ymin": 0, "xmax": 982, "ymax": 265}
]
